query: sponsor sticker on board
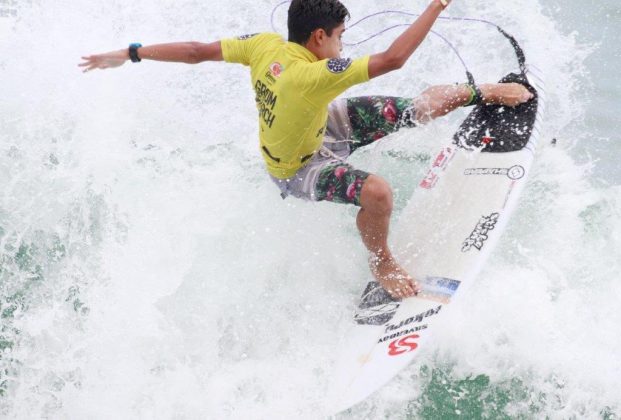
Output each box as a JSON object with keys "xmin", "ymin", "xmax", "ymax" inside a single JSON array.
[
  {"xmin": 462, "ymin": 213, "xmax": 500, "ymax": 252},
  {"xmin": 420, "ymin": 147, "xmax": 456, "ymax": 189},
  {"xmin": 419, "ymin": 277, "xmax": 461, "ymax": 304},
  {"xmin": 388, "ymin": 334, "xmax": 420, "ymax": 356},
  {"xmin": 463, "ymin": 165, "xmax": 525, "ymax": 180}
]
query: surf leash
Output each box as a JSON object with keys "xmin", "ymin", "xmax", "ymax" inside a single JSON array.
[{"xmin": 269, "ymin": 1, "xmax": 527, "ymax": 86}]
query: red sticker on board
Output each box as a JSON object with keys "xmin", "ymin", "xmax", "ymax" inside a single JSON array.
[{"xmin": 387, "ymin": 334, "xmax": 420, "ymax": 356}]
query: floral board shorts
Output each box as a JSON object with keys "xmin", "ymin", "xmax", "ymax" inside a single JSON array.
[{"xmin": 270, "ymin": 96, "xmax": 417, "ymax": 206}]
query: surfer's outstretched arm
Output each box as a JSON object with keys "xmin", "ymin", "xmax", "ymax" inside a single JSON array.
[
  {"xmin": 78, "ymin": 41, "xmax": 223, "ymax": 72},
  {"xmin": 368, "ymin": 0, "xmax": 449, "ymax": 79}
]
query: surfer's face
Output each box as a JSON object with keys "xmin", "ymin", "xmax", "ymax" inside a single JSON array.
[
  {"xmin": 310, "ymin": 23, "xmax": 345, "ymax": 60},
  {"xmin": 325, "ymin": 24, "xmax": 345, "ymax": 59}
]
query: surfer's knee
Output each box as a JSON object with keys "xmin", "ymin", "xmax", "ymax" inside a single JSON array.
[{"xmin": 360, "ymin": 175, "xmax": 393, "ymax": 215}]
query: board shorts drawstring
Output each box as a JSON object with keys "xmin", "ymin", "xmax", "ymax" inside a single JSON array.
[{"xmin": 319, "ymin": 143, "xmax": 348, "ymax": 161}]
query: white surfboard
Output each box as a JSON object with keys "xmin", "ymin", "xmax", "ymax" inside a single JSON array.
[{"xmin": 329, "ymin": 66, "xmax": 546, "ymax": 413}]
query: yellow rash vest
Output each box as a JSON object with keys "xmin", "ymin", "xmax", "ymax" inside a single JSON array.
[{"xmin": 221, "ymin": 33, "xmax": 370, "ymax": 179}]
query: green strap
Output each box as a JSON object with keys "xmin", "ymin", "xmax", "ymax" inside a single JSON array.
[
  {"xmin": 465, "ymin": 84, "xmax": 476, "ymax": 106},
  {"xmin": 463, "ymin": 83, "xmax": 483, "ymax": 107}
]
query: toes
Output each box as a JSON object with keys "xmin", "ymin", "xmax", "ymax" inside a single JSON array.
[
  {"xmin": 392, "ymin": 283, "xmax": 417, "ymax": 298},
  {"xmin": 412, "ymin": 281, "xmax": 421, "ymax": 295},
  {"xmin": 392, "ymin": 278, "xmax": 420, "ymax": 298},
  {"xmin": 388, "ymin": 288, "xmax": 404, "ymax": 300}
]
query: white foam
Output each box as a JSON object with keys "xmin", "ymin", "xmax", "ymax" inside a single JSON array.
[{"xmin": 1, "ymin": 0, "xmax": 619, "ymax": 418}]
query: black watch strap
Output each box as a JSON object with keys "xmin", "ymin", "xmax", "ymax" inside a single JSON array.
[{"xmin": 129, "ymin": 43, "xmax": 142, "ymax": 63}]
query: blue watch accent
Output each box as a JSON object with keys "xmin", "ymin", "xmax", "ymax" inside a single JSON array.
[{"xmin": 129, "ymin": 43, "xmax": 142, "ymax": 63}]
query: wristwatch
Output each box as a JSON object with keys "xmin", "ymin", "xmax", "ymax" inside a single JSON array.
[{"xmin": 129, "ymin": 43, "xmax": 142, "ymax": 63}]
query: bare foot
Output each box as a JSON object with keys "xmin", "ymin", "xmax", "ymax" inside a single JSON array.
[
  {"xmin": 480, "ymin": 83, "xmax": 534, "ymax": 107},
  {"xmin": 369, "ymin": 254, "xmax": 420, "ymax": 300}
]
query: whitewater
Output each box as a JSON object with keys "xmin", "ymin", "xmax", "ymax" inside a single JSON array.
[{"xmin": 1, "ymin": 0, "xmax": 619, "ymax": 418}]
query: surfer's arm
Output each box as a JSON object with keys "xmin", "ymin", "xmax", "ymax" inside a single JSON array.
[
  {"xmin": 132, "ymin": 41, "xmax": 224, "ymax": 63},
  {"xmin": 368, "ymin": 0, "xmax": 448, "ymax": 79},
  {"xmin": 79, "ymin": 41, "xmax": 223, "ymax": 72}
]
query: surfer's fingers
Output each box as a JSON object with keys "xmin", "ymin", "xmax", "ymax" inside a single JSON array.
[
  {"xmin": 82, "ymin": 64, "xmax": 98, "ymax": 73},
  {"xmin": 79, "ymin": 56, "xmax": 99, "ymax": 65}
]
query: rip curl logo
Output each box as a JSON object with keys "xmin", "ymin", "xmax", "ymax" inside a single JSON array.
[
  {"xmin": 462, "ymin": 213, "xmax": 500, "ymax": 252},
  {"xmin": 237, "ymin": 33, "xmax": 258, "ymax": 40},
  {"xmin": 327, "ymin": 58, "xmax": 352, "ymax": 73}
]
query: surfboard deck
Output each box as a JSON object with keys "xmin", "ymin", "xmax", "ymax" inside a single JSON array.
[{"xmin": 329, "ymin": 66, "xmax": 545, "ymax": 413}]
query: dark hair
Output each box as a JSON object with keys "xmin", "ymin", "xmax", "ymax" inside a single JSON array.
[{"xmin": 287, "ymin": 0, "xmax": 350, "ymax": 45}]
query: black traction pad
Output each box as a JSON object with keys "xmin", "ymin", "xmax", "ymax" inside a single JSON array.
[
  {"xmin": 353, "ymin": 281, "xmax": 400, "ymax": 326},
  {"xmin": 453, "ymin": 73, "xmax": 539, "ymax": 153}
]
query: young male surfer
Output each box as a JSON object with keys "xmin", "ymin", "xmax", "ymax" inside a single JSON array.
[{"xmin": 79, "ymin": 0, "xmax": 533, "ymax": 299}]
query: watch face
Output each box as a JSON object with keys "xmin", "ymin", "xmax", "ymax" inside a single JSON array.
[{"xmin": 129, "ymin": 44, "xmax": 142, "ymax": 62}]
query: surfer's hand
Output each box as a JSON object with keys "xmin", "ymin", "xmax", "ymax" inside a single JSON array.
[{"xmin": 79, "ymin": 49, "xmax": 129, "ymax": 73}]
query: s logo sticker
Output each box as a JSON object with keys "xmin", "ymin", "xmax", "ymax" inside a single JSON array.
[
  {"xmin": 387, "ymin": 334, "xmax": 420, "ymax": 356},
  {"xmin": 327, "ymin": 58, "xmax": 352, "ymax": 73}
]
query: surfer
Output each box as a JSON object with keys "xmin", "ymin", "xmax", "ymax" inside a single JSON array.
[{"xmin": 79, "ymin": 0, "xmax": 533, "ymax": 299}]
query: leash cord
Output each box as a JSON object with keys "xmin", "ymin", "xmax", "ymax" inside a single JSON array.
[{"xmin": 269, "ymin": 2, "xmax": 527, "ymax": 84}]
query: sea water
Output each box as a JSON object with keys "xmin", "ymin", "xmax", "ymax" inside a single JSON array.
[{"xmin": 0, "ymin": 0, "xmax": 619, "ymax": 418}]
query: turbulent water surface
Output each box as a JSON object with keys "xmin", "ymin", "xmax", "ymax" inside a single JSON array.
[{"xmin": 1, "ymin": 0, "xmax": 620, "ymax": 418}]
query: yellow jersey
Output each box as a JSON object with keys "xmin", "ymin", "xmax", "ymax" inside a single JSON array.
[{"xmin": 221, "ymin": 33, "xmax": 370, "ymax": 179}]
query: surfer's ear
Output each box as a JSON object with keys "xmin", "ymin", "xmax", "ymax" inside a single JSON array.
[{"xmin": 311, "ymin": 28, "xmax": 329, "ymax": 46}]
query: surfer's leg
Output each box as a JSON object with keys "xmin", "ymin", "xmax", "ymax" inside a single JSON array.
[
  {"xmin": 312, "ymin": 160, "xmax": 419, "ymax": 299},
  {"xmin": 344, "ymin": 96, "xmax": 418, "ymax": 153},
  {"xmin": 357, "ymin": 175, "xmax": 419, "ymax": 299},
  {"xmin": 412, "ymin": 83, "xmax": 534, "ymax": 123}
]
